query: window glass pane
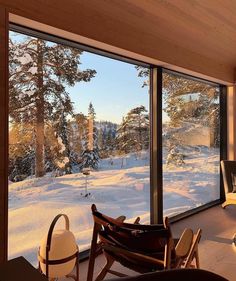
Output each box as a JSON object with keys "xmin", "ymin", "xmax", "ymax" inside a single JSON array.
[
  {"xmin": 8, "ymin": 31, "xmax": 150, "ymax": 265},
  {"xmin": 163, "ymin": 71, "xmax": 220, "ymax": 217}
]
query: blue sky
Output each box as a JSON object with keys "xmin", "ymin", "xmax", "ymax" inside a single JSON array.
[
  {"xmin": 10, "ymin": 31, "xmax": 150, "ymax": 124},
  {"xmin": 68, "ymin": 52, "xmax": 149, "ymax": 124}
]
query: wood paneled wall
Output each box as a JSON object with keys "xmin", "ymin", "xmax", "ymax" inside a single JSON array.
[
  {"xmin": 0, "ymin": 0, "xmax": 234, "ymax": 84},
  {"xmin": 227, "ymin": 86, "xmax": 236, "ymax": 160},
  {"xmin": 0, "ymin": 6, "xmax": 8, "ymax": 263}
]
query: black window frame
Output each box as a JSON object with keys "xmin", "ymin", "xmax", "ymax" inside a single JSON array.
[{"xmin": 158, "ymin": 68, "xmax": 227, "ymax": 223}]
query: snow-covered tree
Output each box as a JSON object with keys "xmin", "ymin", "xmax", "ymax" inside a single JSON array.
[
  {"xmin": 54, "ymin": 112, "xmax": 73, "ymax": 174},
  {"xmin": 166, "ymin": 146, "xmax": 185, "ymax": 166},
  {"xmin": 80, "ymin": 149, "xmax": 99, "ymax": 170},
  {"xmin": 68, "ymin": 113, "xmax": 88, "ymax": 157},
  {"xmin": 97, "ymin": 121, "xmax": 117, "ymax": 158},
  {"xmin": 88, "ymin": 102, "xmax": 96, "ymax": 119},
  {"xmin": 136, "ymin": 66, "xmax": 220, "ymax": 147},
  {"xmin": 80, "ymin": 103, "xmax": 99, "ymax": 170},
  {"xmin": 116, "ymin": 105, "xmax": 149, "ymax": 154},
  {"xmin": 44, "ymin": 123, "xmax": 63, "ymax": 173},
  {"xmin": 9, "ymin": 123, "xmax": 35, "ymax": 181},
  {"xmin": 9, "ymin": 33, "xmax": 96, "ymax": 177}
]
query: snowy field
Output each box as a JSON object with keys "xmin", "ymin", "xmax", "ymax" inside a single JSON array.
[{"xmin": 8, "ymin": 147, "xmax": 219, "ymax": 266}]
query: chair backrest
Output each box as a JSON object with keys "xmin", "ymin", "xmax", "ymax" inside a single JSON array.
[
  {"xmin": 92, "ymin": 204, "xmax": 172, "ymax": 253},
  {"xmin": 183, "ymin": 228, "xmax": 201, "ymax": 268},
  {"xmin": 221, "ymin": 160, "xmax": 236, "ymax": 193}
]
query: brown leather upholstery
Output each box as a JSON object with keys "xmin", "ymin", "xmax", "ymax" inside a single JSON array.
[{"xmin": 93, "ymin": 206, "xmax": 172, "ymax": 272}]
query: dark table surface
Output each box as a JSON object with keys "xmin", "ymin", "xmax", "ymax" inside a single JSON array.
[{"xmin": 0, "ymin": 256, "xmax": 47, "ymax": 281}]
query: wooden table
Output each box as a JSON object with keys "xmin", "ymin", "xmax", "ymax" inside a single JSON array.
[{"xmin": 0, "ymin": 256, "xmax": 47, "ymax": 281}]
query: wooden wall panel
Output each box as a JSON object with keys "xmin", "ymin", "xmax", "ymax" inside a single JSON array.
[
  {"xmin": 0, "ymin": 0, "xmax": 234, "ymax": 84},
  {"xmin": 0, "ymin": 6, "xmax": 8, "ymax": 263},
  {"xmin": 227, "ymin": 86, "xmax": 236, "ymax": 160}
]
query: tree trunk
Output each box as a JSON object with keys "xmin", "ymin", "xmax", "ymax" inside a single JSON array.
[
  {"xmin": 35, "ymin": 39, "xmax": 45, "ymax": 177},
  {"xmin": 88, "ymin": 116, "xmax": 94, "ymax": 151},
  {"xmin": 138, "ymin": 113, "xmax": 142, "ymax": 151}
]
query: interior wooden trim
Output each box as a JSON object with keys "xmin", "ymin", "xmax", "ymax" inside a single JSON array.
[
  {"xmin": 0, "ymin": 6, "xmax": 9, "ymax": 263},
  {"xmin": 9, "ymin": 14, "xmax": 162, "ymax": 67}
]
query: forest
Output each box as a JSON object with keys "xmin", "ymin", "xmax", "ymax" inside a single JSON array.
[{"xmin": 9, "ymin": 33, "xmax": 220, "ymax": 182}]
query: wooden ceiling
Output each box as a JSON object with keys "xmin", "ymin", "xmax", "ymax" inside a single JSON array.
[
  {"xmin": 96, "ymin": 0, "xmax": 236, "ymax": 67},
  {"xmin": 1, "ymin": 0, "xmax": 236, "ymax": 83}
]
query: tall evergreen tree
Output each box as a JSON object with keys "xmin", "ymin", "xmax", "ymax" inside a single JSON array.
[
  {"xmin": 68, "ymin": 113, "xmax": 88, "ymax": 156},
  {"xmin": 116, "ymin": 106, "xmax": 149, "ymax": 154},
  {"xmin": 88, "ymin": 102, "xmax": 96, "ymax": 119},
  {"xmin": 54, "ymin": 112, "xmax": 73, "ymax": 174},
  {"xmin": 97, "ymin": 121, "xmax": 117, "ymax": 158},
  {"xmin": 80, "ymin": 103, "xmax": 99, "ymax": 170},
  {"xmin": 9, "ymin": 122, "xmax": 35, "ymax": 181},
  {"xmin": 9, "ymin": 33, "xmax": 96, "ymax": 177}
]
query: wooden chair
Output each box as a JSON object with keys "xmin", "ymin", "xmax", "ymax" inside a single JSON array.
[
  {"xmin": 221, "ymin": 160, "xmax": 236, "ymax": 208},
  {"xmin": 87, "ymin": 204, "xmax": 202, "ymax": 281}
]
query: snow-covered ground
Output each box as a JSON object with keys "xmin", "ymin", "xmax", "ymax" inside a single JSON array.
[
  {"xmin": 163, "ymin": 146, "xmax": 220, "ymax": 216},
  {"xmin": 8, "ymin": 147, "xmax": 219, "ymax": 266}
]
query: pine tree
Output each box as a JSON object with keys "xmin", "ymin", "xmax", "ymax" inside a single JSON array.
[
  {"xmin": 88, "ymin": 102, "xmax": 96, "ymax": 119},
  {"xmin": 68, "ymin": 113, "xmax": 88, "ymax": 157},
  {"xmin": 116, "ymin": 106, "xmax": 149, "ymax": 154},
  {"xmin": 54, "ymin": 112, "xmax": 73, "ymax": 174},
  {"xmin": 44, "ymin": 123, "xmax": 63, "ymax": 173},
  {"xmin": 9, "ymin": 33, "xmax": 96, "ymax": 177},
  {"xmin": 96, "ymin": 121, "xmax": 117, "ymax": 158},
  {"xmin": 80, "ymin": 149, "xmax": 99, "ymax": 170},
  {"xmin": 80, "ymin": 103, "xmax": 100, "ymax": 170},
  {"xmin": 9, "ymin": 122, "xmax": 35, "ymax": 181}
]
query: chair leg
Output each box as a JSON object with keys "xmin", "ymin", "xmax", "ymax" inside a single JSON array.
[
  {"xmin": 222, "ymin": 201, "xmax": 227, "ymax": 209},
  {"xmin": 222, "ymin": 199, "xmax": 236, "ymax": 209},
  {"xmin": 95, "ymin": 256, "xmax": 114, "ymax": 281},
  {"xmin": 195, "ymin": 249, "xmax": 200, "ymax": 268},
  {"xmin": 87, "ymin": 222, "xmax": 100, "ymax": 281},
  {"xmin": 164, "ymin": 239, "xmax": 172, "ymax": 269},
  {"xmin": 183, "ymin": 229, "xmax": 201, "ymax": 269}
]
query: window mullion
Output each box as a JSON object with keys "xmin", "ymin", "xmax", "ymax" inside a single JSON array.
[{"xmin": 150, "ymin": 66, "xmax": 163, "ymax": 224}]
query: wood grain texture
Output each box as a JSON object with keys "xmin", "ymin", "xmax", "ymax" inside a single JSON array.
[
  {"xmin": 227, "ymin": 86, "xmax": 236, "ymax": 160},
  {"xmin": 0, "ymin": 0, "xmax": 234, "ymax": 83},
  {"xmin": 0, "ymin": 5, "xmax": 8, "ymax": 263}
]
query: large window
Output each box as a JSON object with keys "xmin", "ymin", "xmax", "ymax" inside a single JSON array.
[
  {"xmin": 162, "ymin": 71, "xmax": 221, "ymax": 217},
  {"xmin": 7, "ymin": 27, "xmax": 225, "ymax": 267},
  {"xmin": 8, "ymin": 30, "xmax": 150, "ymax": 265}
]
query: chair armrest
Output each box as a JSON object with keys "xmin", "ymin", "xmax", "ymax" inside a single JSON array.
[
  {"xmin": 103, "ymin": 244, "xmax": 165, "ymax": 267},
  {"xmin": 115, "ymin": 216, "xmax": 126, "ymax": 222}
]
